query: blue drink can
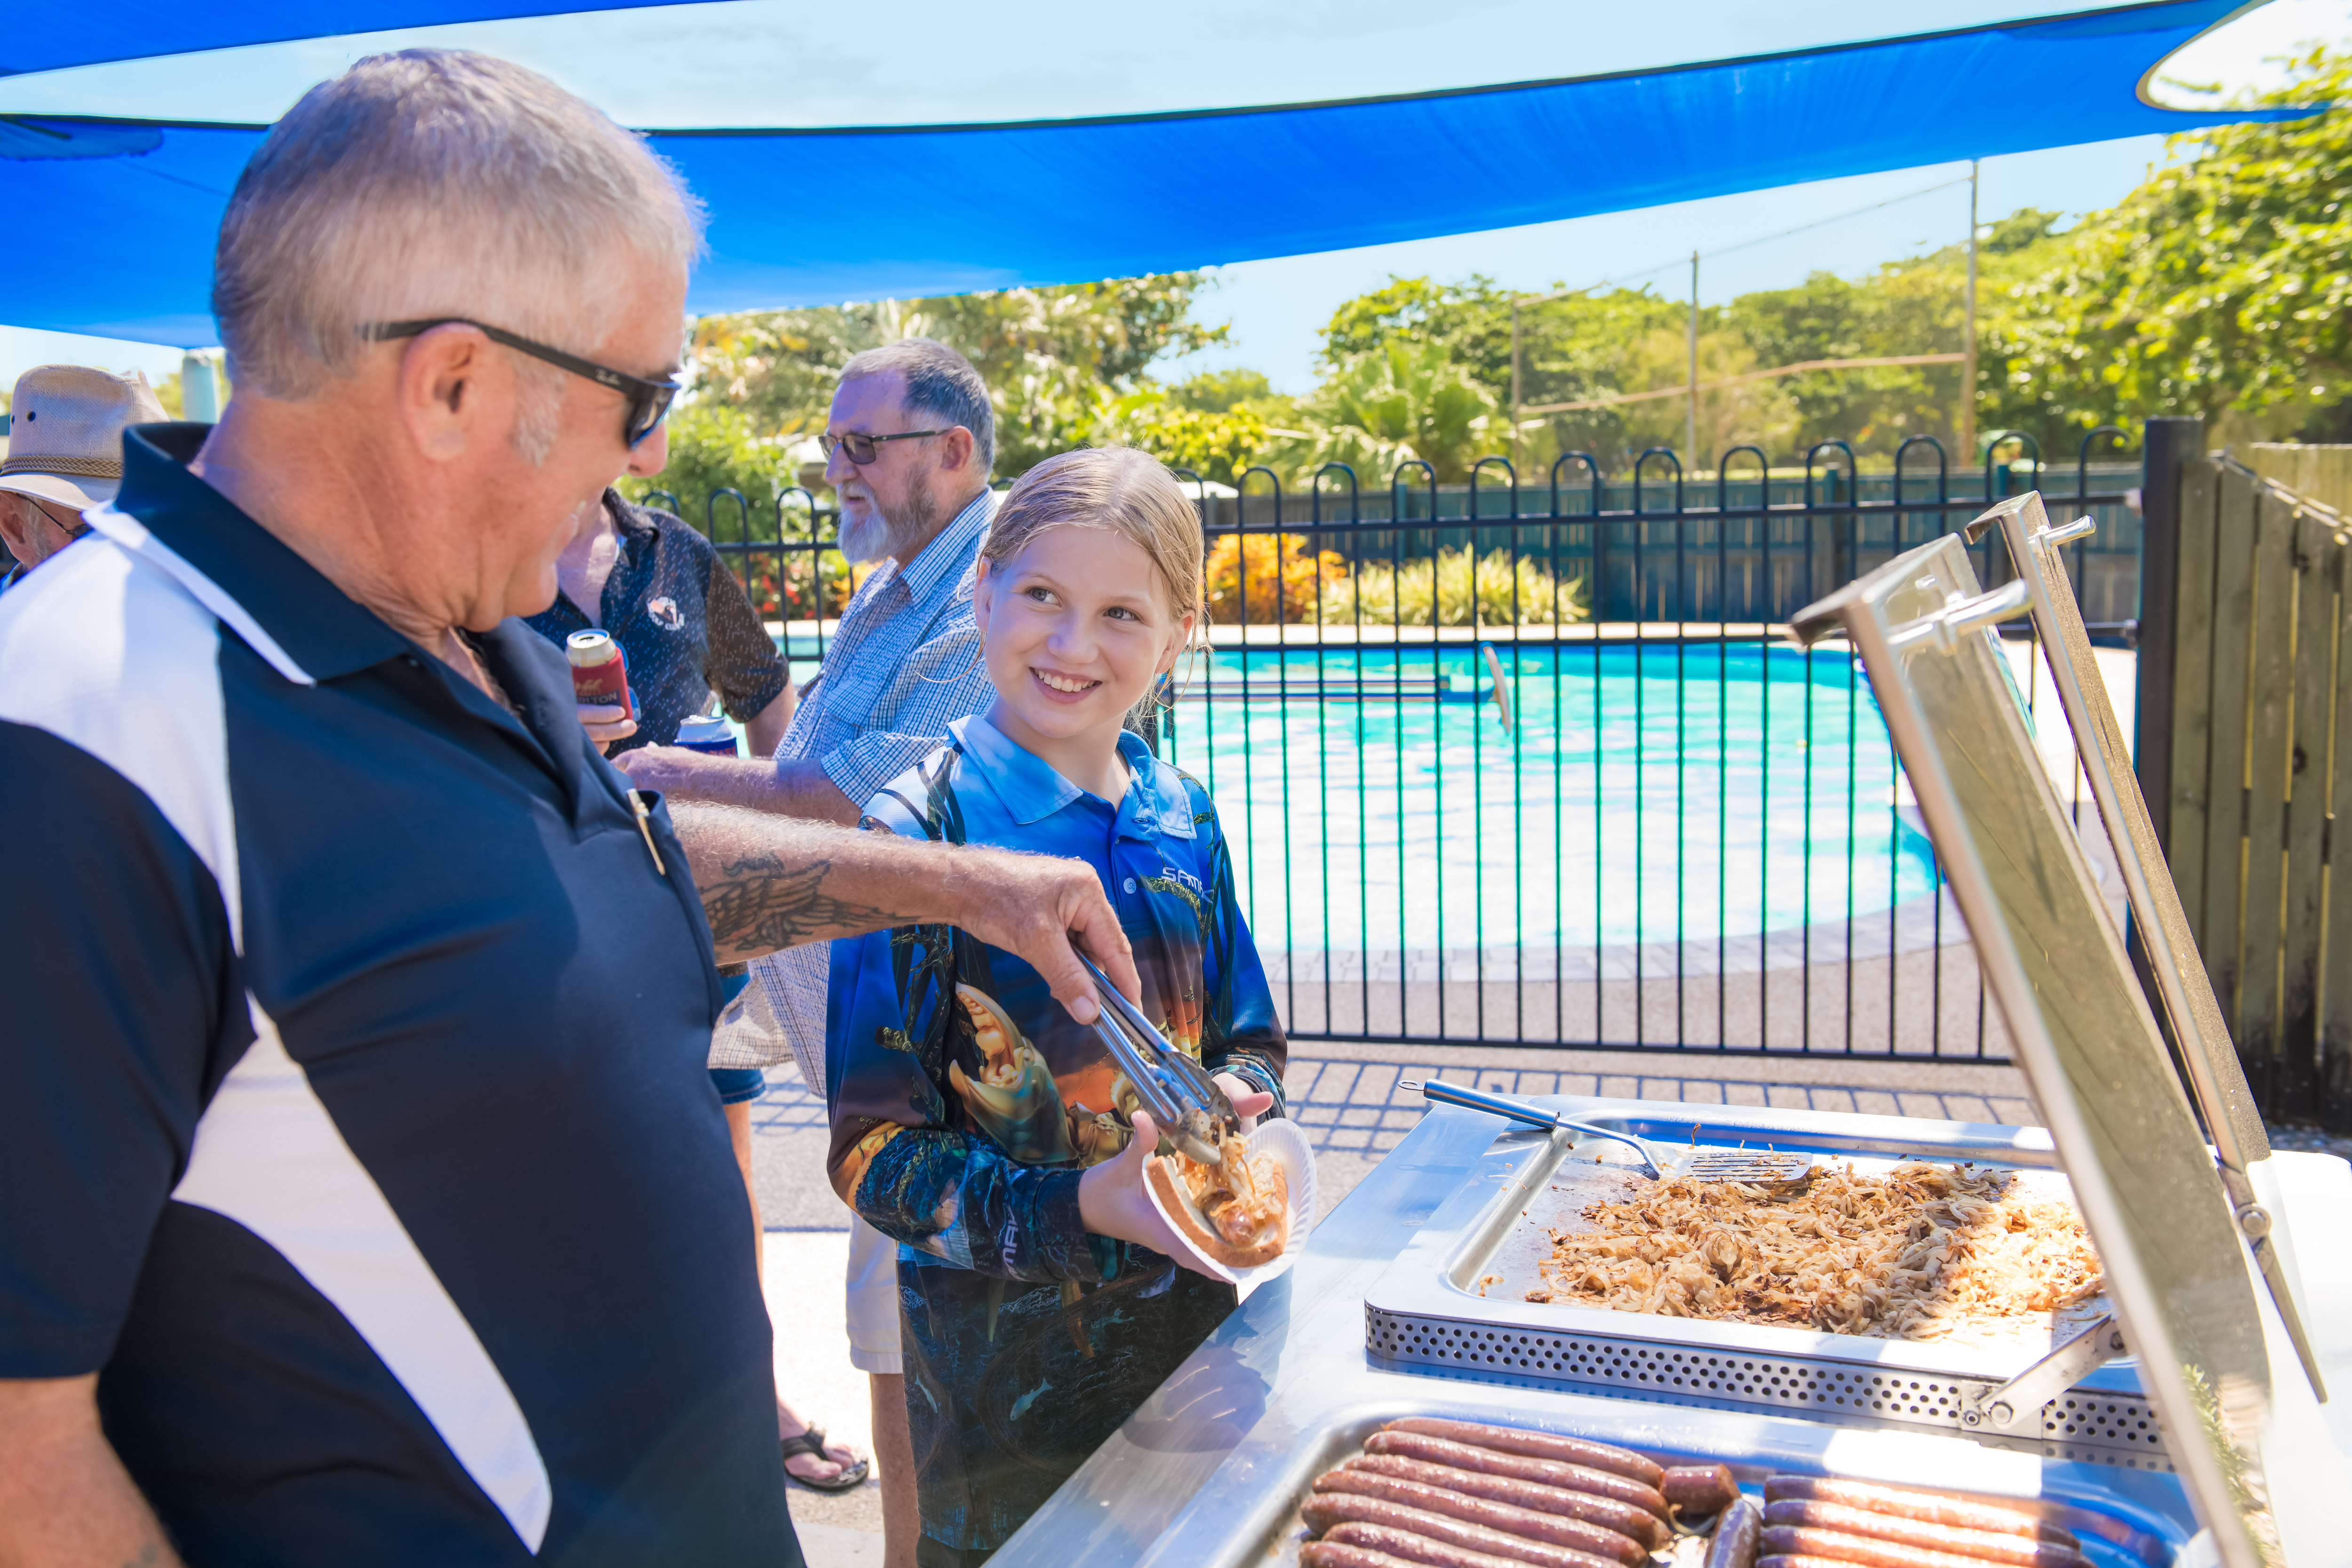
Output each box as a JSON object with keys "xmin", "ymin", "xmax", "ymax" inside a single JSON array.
[{"xmin": 674, "ymin": 712, "xmax": 740, "ymax": 756}]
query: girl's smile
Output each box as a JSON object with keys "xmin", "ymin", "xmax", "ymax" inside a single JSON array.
[{"xmin": 1031, "ymin": 667, "xmax": 1102, "ymax": 698}]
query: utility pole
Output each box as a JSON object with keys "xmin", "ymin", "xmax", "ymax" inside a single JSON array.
[
  {"xmin": 1686, "ymin": 250, "xmax": 1700, "ymax": 467},
  {"xmin": 1961, "ymin": 158, "xmax": 1979, "ymax": 465}
]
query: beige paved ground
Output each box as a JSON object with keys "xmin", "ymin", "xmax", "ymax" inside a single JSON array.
[
  {"xmin": 755, "ymin": 1040, "xmax": 2036, "ymax": 1565},
  {"xmin": 763, "ymin": 1231, "xmax": 888, "ymax": 1550}
]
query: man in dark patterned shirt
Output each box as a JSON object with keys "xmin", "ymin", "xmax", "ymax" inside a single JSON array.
[
  {"xmin": 528, "ymin": 487, "xmax": 792, "ymax": 756},
  {"xmin": 525, "ymin": 486, "xmax": 865, "ymax": 1491}
]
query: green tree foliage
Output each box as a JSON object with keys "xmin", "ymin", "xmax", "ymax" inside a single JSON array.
[
  {"xmin": 684, "ymin": 274, "xmax": 1229, "ymax": 478},
  {"xmin": 1725, "ymin": 267, "xmax": 1958, "ymax": 454},
  {"xmin": 1264, "ymin": 340, "xmax": 1501, "ymax": 483},
  {"xmin": 620, "ymin": 401, "xmax": 811, "ymax": 524},
  {"xmin": 1167, "ymin": 367, "xmax": 1273, "ymax": 413},
  {"xmin": 1984, "ymin": 48, "xmax": 2352, "ymax": 446},
  {"xmin": 1507, "ymin": 290, "xmax": 1696, "ymax": 473},
  {"xmin": 690, "ymin": 306, "xmax": 882, "ymax": 435},
  {"xmin": 1101, "ymin": 392, "xmax": 1270, "ymax": 485},
  {"xmin": 1320, "ymin": 275, "xmax": 1519, "ymax": 393}
]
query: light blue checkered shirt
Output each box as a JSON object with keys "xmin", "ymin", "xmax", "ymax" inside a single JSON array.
[{"xmin": 711, "ymin": 486, "xmax": 999, "ymax": 1080}]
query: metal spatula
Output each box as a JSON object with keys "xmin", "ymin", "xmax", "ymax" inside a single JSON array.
[
  {"xmin": 1403, "ymin": 1079, "xmax": 1812, "ymax": 1184},
  {"xmin": 1679, "ymin": 1146, "xmax": 1814, "ymax": 1182}
]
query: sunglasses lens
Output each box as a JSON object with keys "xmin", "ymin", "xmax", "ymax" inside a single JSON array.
[
  {"xmin": 628, "ymin": 387, "xmax": 676, "ymax": 447},
  {"xmin": 823, "ymin": 433, "xmax": 878, "ymax": 465}
]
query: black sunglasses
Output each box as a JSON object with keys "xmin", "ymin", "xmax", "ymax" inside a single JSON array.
[
  {"xmin": 20, "ymin": 493, "xmax": 88, "ymax": 541},
  {"xmin": 361, "ymin": 319, "xmax": 680, "ymax": 448},
  {"xmin": 819, "ymin": 428, "xmax": 946, "ymax": 466}
]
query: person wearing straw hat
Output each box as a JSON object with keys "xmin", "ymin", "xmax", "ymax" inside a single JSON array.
[{"xmin": 0, "ymin": 365, "xmax": 167, "ymax": 590}]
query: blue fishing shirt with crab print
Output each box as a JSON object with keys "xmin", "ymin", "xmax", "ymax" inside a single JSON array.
[{"xmin": 823, "ymin": 712, "xmax": 1285, "ymax": 1554}]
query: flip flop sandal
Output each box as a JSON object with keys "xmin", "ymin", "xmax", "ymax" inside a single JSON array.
[{"xmin": 778, "ymin": 1425, "xmax": 870, "ymax": 1492}]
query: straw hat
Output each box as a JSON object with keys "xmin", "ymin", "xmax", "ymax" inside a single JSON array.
[{"xmin": 1, "ymin": 364, "xmax": 171, "ymax": 512}]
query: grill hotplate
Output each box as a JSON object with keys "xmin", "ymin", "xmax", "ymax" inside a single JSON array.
[{"xmin": 1362, "ymin": 1109, "xmax": 2165, "ymax": 1467}]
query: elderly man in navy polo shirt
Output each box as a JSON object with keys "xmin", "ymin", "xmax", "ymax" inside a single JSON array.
[{"xmin": 0, "ymin": 49, "xmax": 1135, "ymax": 1568}]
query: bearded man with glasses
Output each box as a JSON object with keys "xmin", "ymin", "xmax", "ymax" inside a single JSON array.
[{"xmin": 0, "ymin": 51, "xmax": 1136, "ymax": 1568}]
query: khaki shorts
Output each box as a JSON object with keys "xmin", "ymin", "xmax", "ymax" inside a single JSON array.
[{"xmin": 845, "ymin": 1214, "xmax": 903, "ymax": 1376}]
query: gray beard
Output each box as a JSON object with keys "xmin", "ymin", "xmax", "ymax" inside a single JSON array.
[{"xmin": 838, "ymin": 484, "xmax": 941, "ymax": 565}]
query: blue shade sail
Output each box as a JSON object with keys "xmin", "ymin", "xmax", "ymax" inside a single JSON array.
[
  {"xmin": 1, "ymin": 1, "xmax": 702, "ymax": 77},
  {"xmin": 0, "ymin": 0, "xmax": 2308, "ymax": 347}
]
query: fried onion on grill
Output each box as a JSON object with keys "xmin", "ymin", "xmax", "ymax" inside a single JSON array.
[{"xmin": 1534, "ymin": 1163, "xmax": 2102, "ymax": 1338}]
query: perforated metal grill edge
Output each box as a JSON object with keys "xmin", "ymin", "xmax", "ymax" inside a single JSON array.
[{"xmin": 1365, "ymin": 1306, "xmax": 2169, "ymax": 1466}]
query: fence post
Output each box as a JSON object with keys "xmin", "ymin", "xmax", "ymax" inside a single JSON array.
[{"xmin": 2135, "ymin": 416, "xmax": 2205, "ymax": 856}]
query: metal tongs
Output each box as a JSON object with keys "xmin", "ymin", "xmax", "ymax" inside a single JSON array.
[
  {"xmin": 1073, "ymin": 947, "xmax": 1238, "ymax": 1167},
  {"xmin": 1404, "ymin": 1079, "xmax": 1815, "ymax": 1184}
]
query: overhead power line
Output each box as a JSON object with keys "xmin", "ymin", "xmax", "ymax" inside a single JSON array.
[
  {"xmin": 1698, "ymin": 176, "xmax": 1971, "ymax": 264},
  {"xmin": 1516, "ymin": 351, "xmax": 1964, "ymax": 419},
  {"xmin": 1503, "ymin": 172, "xmax": 1976, "ymax": 468},
  {"xmin": 1515, "ymin": 174, "xmax": 1973, "ymax": 307}
]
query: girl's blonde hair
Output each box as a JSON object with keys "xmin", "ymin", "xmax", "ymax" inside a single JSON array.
[{"xmin": 979, "ymin": 447, "xmax": 1205, "ymax": 636}]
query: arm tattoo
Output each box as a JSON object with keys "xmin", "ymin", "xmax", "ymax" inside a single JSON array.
[{"xmin": 700, "ymin": 851, "xmax": 901, "ymax": 956}]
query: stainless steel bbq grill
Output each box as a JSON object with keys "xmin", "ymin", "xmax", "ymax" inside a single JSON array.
[
  {"xmin": 1360, "ymin": 1106, "xmax": 2163, "ymax": 1464},
  {"xmin": 996, "ymin": 494, "xmax": 2352, "ymax": 1568}
]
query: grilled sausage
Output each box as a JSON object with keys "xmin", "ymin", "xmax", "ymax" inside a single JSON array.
[
  {"xmin": 1662, "ymin": 1463, "xmax": 1740, "ymax": 1517},
  {"xmin": 1363, "ymin": 1432, "xmax": 1671, "ymax": 1518},
  {"xmin": 1761, "ymin": 1479, "xmax": 2078, "ymax": 1548},
  {"xmin": 1311, "ymin": 1469, "xmax": 1651, "ymax": 1567},
  {"xmin": 1343, "ymin": 1456, "xmax": 1667, "ymax": 1551},
  {"xmin": 1381, "ymin": 1419, "xmax": 1664, "ymax": 1488},
  {"xmin": 1323, "ymin": 1522, "xmax": 1554, "ymax": 1568},
  {"xmin": 1764, "ymin": 1525, "xmax": 2045, "ymax": 1568},
  {"xmin": 1762, "ymin": 1501, "xmax": 2090, "ymax": 1568},
  {"xmin": 1301, "ymin": 1494, "xmax": 1625, "ymax": 1568},
  {"xmin": 1304, "ymin": 1544, "xmax": 1423, "ymax": 1568},
  {"xmin": 1706, "ymin": 1496, "xmax": 1763, "ymax": 1568},
  {"xmin": 1761, "ymin": 1557, "xmax": 1880, "ymax": 1568}
]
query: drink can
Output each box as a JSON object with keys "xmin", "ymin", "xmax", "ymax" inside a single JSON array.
[
  {"xmin": 565, "ymin": 629, "xmax": 634, "ymax": 718},
  {"xmin": 674, "ymin": 712, "xmax": 741, "ymax": 756}
]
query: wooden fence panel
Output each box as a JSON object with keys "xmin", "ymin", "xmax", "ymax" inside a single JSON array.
[
  {"xmin": 2168, "ymin": 458, "xmax": 2219, "ymax": 939},
  {"xmin": 2328, "ymin": 540, "xmax": 2352, "ymax": 1124},
  {"xmin": 2238, "ymin": 480, "xmax": 2299, "ymax": 1096},
  {"xmin": 2199, "ymin": 463, "xmax": 2259, "ymax": 1029},
  {"xmin": 2278, "ymin": 506, "xmax": 2338, "ymax": 1116},
  {"xmin": 2157, "ymin": 454, "xmax": 2352, "ymax": 1129}
]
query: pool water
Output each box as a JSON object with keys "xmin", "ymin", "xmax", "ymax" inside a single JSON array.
[{"xmin": 1159, "ymin": 643, "xmax": 1938, "ymax": 954}]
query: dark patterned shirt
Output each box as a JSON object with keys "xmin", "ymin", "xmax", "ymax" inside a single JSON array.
[
  {"xmin": 524, "ymin": 490, "xmax": 789, "ymax": 751},
  {"xmin": 825, "ymin": 714, "xmax": 1286, "ymax": 1554}
]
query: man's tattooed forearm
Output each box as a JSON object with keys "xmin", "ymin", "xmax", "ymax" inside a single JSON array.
[{"xmin": 700, "ymin": 852, "xmax": 903, "ymax": 956}]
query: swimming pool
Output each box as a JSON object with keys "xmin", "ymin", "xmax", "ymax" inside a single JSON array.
[{"xmin": 1158, "ymin": 642, "xmax": 1939, "ymax": 957}]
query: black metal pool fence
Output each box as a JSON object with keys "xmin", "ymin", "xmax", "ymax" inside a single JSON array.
[{"xmin": 657, "ymin": 432, "xmax": 2143, "ymax": 1061}]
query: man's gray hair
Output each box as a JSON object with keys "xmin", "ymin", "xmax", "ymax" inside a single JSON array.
[
  {"xmin": 213, "ymin": 49, "xmax": 705, "ymax": 406},
  {"xmin": 839, "ymin": 338, "xmax": 994, "ymax": 477}
]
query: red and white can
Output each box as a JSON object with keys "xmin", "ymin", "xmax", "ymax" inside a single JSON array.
[{"xmin": 565, "ymin": 629, "xmax": 634, "ymax": 718}]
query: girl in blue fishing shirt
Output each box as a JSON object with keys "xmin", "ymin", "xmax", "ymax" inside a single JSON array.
[{"xmin": 824, "ymin": 446, "xmax": 1287, "ymax": 1564}]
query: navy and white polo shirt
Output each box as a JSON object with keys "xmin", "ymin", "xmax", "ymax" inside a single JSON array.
[{"xmin": 0, "ymin": 425, "xmax": 799, "ymax": 1566}]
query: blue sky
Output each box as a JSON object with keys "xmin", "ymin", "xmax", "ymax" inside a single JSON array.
[{"xmin": 2, "ymin": 0, "xmax": 2344, "ymax": 394}]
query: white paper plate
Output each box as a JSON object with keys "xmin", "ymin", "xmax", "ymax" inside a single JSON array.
[{"xmin": 1145, "ymin": 1118, "xmax": 1317, "ymax": 1300}]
